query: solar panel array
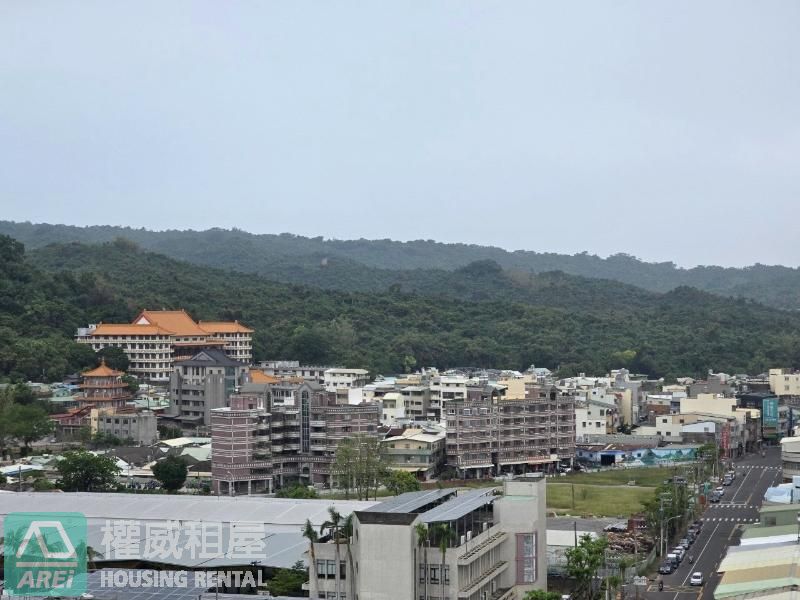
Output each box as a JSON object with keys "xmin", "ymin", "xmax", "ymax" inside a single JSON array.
[
  {"xmin": 420, "ymin": 488, "xmax": 497, "ymax": 524},
  {"xmin": 364, "ymin": 488, "xmax": 456, "ymax": 513}
]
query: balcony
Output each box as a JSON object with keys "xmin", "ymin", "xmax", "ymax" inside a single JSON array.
[
  {"xmin": 310, "ymin": 432, "xmax": 326, "ymax": 439},
  {"xmin": 310, "ymin": 420, "xmax": 325, "ymax": 427}
]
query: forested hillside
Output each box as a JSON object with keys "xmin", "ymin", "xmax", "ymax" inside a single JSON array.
[
  {"xmin": 2, "ymin": 221, "xmax": 799, "ymax": 309},
  {"xmin": 3, "ymin": 234, "xmax": 799, "ymax": 382}
]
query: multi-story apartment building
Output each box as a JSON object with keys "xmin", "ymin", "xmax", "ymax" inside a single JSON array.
[
  {"xmin": 210, "ymin": 382, "xmax": 381, "ymax": 492},
  {"xmin": 308, "ymin": 476, "xmax": 548, "ymax": 600},
  {"xmin": 76, "ymin": 310, "xmax": 253, "ymax": 381},
  {"xmin": 167, "ymin": 349, "xmax": 249, "ymax": 430},
  {"xmin": 431, "ymin": 375, "xmax": 467, "ymax": 423},
  {"xmin": 574, "ymin": 399, "xmax": 618, "ymax": 442},
  {"xmin": 79, "ymin": 360, "xmax": 132, "ymax": 410},
  {"xmin": 445, "ymin": 383, "xmax": 576, "ymax": 478},
  {"xmin": 210, "ymin": 394, "xmax": 273, "ymax": 495},
  {"xmin": 324, "ymin": 368, "xmax": 371, "ymax": 391}
]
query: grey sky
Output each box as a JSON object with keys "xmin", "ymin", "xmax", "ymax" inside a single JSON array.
[{"xmin": 1, "ymin": 1, "xmax": 798, "ymax": 267}]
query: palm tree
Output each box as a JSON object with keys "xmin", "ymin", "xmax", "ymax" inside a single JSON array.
[
  {"xmin": 302, "ymin": 519, "xmax": 320, "ymax": 595},
  {"xmin": 342, "ymin": 514, "xmax": 356, "ymax": 600},
  {"xmin": 414, "ymin": 522, "xmax": 429, "ymax": 600},
  {"xmin": 433, "ymin": 523, "xmax": 454, "ymax": 600},
  {"xmin": 320, "ymin": 507, "xmax": 343, "ymax": 600}
]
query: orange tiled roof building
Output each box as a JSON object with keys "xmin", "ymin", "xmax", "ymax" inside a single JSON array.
[
  {"xmin": 79, "ymin": 359, "xmax": 132, "ymax": 409},
  {"xmin": 75, "ymin": 309, "xmax": 253, "ymax": 382}
]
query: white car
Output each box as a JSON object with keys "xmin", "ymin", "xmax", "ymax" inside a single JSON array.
[
  {"xmin": 714, "ymin": 486, "xmax": 725, "ymax": 496},
  {"xmin": 690, "ymin": 572, "xmax": 704, "ymax": 586}
]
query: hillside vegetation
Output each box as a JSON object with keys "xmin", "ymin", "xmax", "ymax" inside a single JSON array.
[
  {"xmin": 2, "ymin": 234, "xmax": 800, "ymax": 383},
  {"xmin": 2, "ymin": 221, "xmax": 800, "ymax": 309}
]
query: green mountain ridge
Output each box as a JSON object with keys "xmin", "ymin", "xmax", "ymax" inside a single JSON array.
[
  {"xmin": 1, "ymin": 221, "xmax": 798, "ymax": 309},
  {"xmin": 2, "ymin": 235, "xmax": 799, "ymax": 383}
]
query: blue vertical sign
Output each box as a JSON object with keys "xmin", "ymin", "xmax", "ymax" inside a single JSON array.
[{"xmin": 762, "ymin": 397, "xmax": 779, "ymax": 438}]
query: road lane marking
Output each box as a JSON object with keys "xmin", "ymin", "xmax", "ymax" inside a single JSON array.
[
  {"xmin": 681, "ymin": 521, "xmax": 721, "ymax": 586},
  {"xmin": 746, "ymin": 466, "xmax": 768, "ymax": 505}
]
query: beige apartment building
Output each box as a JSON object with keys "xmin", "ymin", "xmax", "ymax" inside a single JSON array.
[
  {"xmin": 76, "ymin": 309, "xmax": 253, "ymax": 381},
  {"xmin": 308, "ymin": 477, "xmax": 548, "ymax": 600},
  {"xmin": 769, "ymin": 368, "xmax": 800, "ymax": 397}
]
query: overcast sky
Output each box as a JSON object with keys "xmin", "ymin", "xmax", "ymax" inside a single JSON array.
[{"xmin": 1, "ymin": 2, "xmax": 799, "ymax": 267}]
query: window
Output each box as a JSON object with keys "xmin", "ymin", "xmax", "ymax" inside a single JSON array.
[
  {"xmin": 515, "ymin": 532, "xmax": 537, "ymax": 584},
  {"xmin": 429, "ymin": 565, "xmax": 439, "ymax": 584}
]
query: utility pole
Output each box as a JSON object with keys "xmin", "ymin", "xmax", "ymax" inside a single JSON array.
[{"xmin": 659, "ymin": 495, "xmax": 664, "ymax": 558}]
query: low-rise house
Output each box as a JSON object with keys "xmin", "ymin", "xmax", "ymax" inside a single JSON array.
[
  {"xmin": 381, "ymin": 427, "xmax": 446, "ymax": 480},
  {"xmin": 93, "ymin": 407, "xmax": 158, "ymax": 445}
]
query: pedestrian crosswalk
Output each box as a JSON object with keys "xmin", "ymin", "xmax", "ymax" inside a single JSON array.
[
  {"xmin": 701, "ymin": 516, "xmax": 759, "ymax": 522},
  {"xmin": 739, "ymin": 465, "xmax": 781, "ymax": 470},
  {"xmin": 707, "ymin": 503, "xmax": 759, "ymax": 510}
]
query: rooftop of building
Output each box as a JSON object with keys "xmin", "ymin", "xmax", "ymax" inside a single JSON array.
[
  {"xmin": 90, "ymin": 323, "xmax": 174, "ymax": 336},
  {"xmin": 135, "ymin": 309, "xmax": 209, "ymax": 336},
  {"xmin": 741, "ymin": 524, "xmax": 799, "ymax": 539},
  {"xmin": 382, "ymin": 428, "xmax": 446, "ymax": 444},
  {"xmin": 715, "ymin": 543, "xmax": 800, "ymax": 599},
  {"xmin": 174, "ymin": 349, "xmax": 245, "ymax": 368},
  {"xmin": 325, "ymin": 368, "xmax": 369, "ymax": 375},
  {"xmin": 197, "ymin": 320, "xmax": 254, "ymax": 334},
  {"xmin": 0, "ymin": 492, "xmax": 378, "ymax": 569},
  {"xmin": 248, "ymin": 370, "xmax": 280, "ymax": 384},
  {"xmin": 365, "ymin": 489, "xmax": 457, "ymax": 514},
  {"xmin": 82, "ymin": 359, "xmax": 124, "ymax": 378},
  {"xmin": 86, "ymin": 310, "xmax": 252, "ymax": 338}
]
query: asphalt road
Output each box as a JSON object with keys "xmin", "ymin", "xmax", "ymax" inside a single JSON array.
[{"xmin": 644, "ymin": 446, "xmax": 782, "ymax": 600}]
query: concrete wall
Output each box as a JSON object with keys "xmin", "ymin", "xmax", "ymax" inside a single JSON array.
[
  {"xmin": 353, "ymin": 519, "xmax": 416, "ymax": 600},
  {"xmin": 494, "ymin": 477, "xmax": 548, "ymax": 596}
]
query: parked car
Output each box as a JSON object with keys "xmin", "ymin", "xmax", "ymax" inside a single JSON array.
[
  {"xmin": 673, "ymin": 547, "xmax": 686, "ymax": 561},
  {"xmin": 680, "ymin": 537, "xmax": 691, "ymax": 547},
  {"xmin": 714, "ymin": 486, "xmax": 725, "ymax": 496},
  {"xmin": 690, "ymin": 572, "xmax": 704, "ymax": 586},
  {"xmin": 710, "ymin": 492, "xmax": 721, "ymax": 503},
  {"xmin": 659, "ymin": 562, "xmax": 674, "ymax": 574}
]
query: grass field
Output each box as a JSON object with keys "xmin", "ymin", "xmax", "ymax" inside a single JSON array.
[
  {"xmin": 547, "ymin": 483, "xmax": 655, "ymax": 517},
  {"xmin": 561, "ymin": 466, "xmax": 686, "ymax": 487}
]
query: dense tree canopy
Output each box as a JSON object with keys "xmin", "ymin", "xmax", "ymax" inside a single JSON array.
[
  {"xmin": 152, "ymin": 455, "xmax": 188, "ymax": 492},
  {"xmin": 56, "ymin": 450, "xmax": 120, "ymax": 492},
  {"xmin": 2, "ymin": 234, "xmax": 800, "ymax": 383},
  {"xmin": 4, "ymin": 220, "xmax": 800, "ymax": 309}
]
